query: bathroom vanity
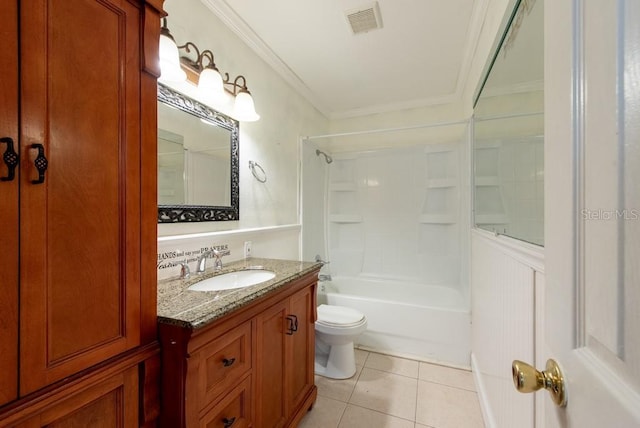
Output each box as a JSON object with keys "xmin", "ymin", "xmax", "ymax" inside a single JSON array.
[{"xmin": 157, "ymin": 258, "xmax": 321, "ymax": 427}]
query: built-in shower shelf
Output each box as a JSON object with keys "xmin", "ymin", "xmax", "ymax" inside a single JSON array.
[
  {"xmin": 427, "ymin": 178, "xmax": 457, "ymax": 188},
  {"xmin": 419, "ymin": 214, "xmax": 457, "ymax": 224},
  {"xmin": 330, "ymin": 182, "xmax": 357, "ymax": 191},
  {"xmin": 475, "ymin": 177, "xmax": 500, "ymax": 186},
  {"xmin": 329, "ymin": 214, "xmax": 363, "ymax": 223}
]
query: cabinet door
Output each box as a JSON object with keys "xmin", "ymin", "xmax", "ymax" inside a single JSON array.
[
  {"xmin": 254, "ymin": 300, "xmax": 288, "ymax": 428},
  {"xmin": 16, "ymin": 365, "xmax": 139, "ymax": 427},
  {"xmin": 19, "ymin": 0, "xmax": 142, "ymax": 395},
  {"xmin": 0, "ymin": 0, "xmax": 19, "ymax": 407},
  {"xmin": 287, "ymin": 286, "xmax": 315, "ymax": 413}
]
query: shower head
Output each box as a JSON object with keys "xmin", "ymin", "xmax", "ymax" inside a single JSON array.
[{"xmin": 316, "ymin": 149, "xmax": 333, "ymax": 164}]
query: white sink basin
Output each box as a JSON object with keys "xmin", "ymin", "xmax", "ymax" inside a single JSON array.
[{"xmin": 187, "ymin": 269, "xmax": 276, "ymax": 292}]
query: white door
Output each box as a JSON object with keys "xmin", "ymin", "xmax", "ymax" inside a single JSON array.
[{"xmin": 542, "ymin": 0, "xmax": 640, "ymax": 426}]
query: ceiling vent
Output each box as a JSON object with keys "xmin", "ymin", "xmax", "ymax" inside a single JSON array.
[{"xmin": 345, "ymin": 2, "xmax": 383, "ymax": 35}]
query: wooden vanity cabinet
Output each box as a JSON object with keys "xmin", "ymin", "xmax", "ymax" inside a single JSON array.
[
  {"xmin": 0, "ymin": 0, "xmax": 163, "ymax": 424},
  {"xmin": 159, "ymin": 269, "xmax": 319, "ymax": 428}
]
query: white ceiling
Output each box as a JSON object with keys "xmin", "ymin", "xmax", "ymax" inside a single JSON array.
[{"xmin": 201, "ymin": 0, "xmax": 486, "ymax": 119}]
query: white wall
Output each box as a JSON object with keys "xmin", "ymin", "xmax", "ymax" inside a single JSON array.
[
  {"xmin": 462, "ymin": 1, "xmax": 547, "ymax": 427},
  {"xmin": 157, "ymin": 0, "xmax": 329, "ymax": 271},
  {"xmin": 471, "ymin": 230, "xmax": 544, "ymax": 428},
  {"xmin": 160, "ymin": 0, "xmax": 328, "ymax": 234}
]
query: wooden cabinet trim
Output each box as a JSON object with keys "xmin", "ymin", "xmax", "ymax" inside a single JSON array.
[{"xmin": 0, "ymin": 0, "xmax": 19, "ymax": 407}]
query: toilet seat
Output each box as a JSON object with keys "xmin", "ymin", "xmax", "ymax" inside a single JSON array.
[{"xmin": 317, "ymin": 304, "xmax": 365, "ymax": 328}]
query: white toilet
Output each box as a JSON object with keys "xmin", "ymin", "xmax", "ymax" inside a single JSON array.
[{"xmin": 315, "ymin": 304, "xmax": 367, "ymax": 379}]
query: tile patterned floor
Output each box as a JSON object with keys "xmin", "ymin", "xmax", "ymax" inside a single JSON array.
[{"xmin": 299, "ymin": 350, "xmax": 485, "ymax": 428}]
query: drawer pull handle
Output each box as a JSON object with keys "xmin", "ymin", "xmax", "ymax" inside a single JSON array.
[
  {"xmin": 286, "ymin": 315, "xmax": 298, "ymax": 335},
  {"xmin": 30, "ymin": 143, "xmax": 48, "ymax": 184},
  {"xmin": 222, "ymin": 357, "xmax": 236, "ymax": 367},
  {"xmin": 222, "ymin": 416, "xmax": 236, "ymax": 427},
  {"xmin": 1, "ymin": 137, "xmax": 18, "ymax": 182}
]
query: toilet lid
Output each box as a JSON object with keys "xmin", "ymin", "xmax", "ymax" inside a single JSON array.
[{"xmin": 317, "ymin": 304, "xmax": 365, "ymax": 327}]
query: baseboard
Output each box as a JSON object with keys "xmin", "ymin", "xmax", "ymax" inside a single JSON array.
[{"xmin": 471, "ymin": 352, "xmax": 496, "ymax": 428}]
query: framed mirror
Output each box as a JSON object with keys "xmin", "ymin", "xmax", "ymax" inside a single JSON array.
[
  {"xmin": 157, "ymin": 83, "xmax": 239, "ymax": 222},
  {"xmin": 472, "ymin": 0, "xmax": 544, "ymax": 245}
]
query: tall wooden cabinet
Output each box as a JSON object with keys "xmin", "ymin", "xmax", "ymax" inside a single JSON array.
[{"xmin": 0, "ymin": 0, "xmax": 162, "ymax": 423}]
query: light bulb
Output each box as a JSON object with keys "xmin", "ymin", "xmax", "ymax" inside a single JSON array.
[
  {"xmin": 233, "ymin": 91, "xmax": 260, "ymax": 122},
  {"xmin": 159, "ymin": 33, "xmax": 186, "ymax": 82}
]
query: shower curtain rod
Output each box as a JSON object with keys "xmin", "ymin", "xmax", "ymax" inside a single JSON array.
[{"xmin": 302, "ymin": 118, "xmax": 471, "ymax": 141}]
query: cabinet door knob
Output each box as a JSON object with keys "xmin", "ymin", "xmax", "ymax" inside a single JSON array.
[
  {"xmin": 222, "ymin": 416, "xmax": 236, "ymax": 427},
  {"xmin": 29, "ymin": 143, "xmax": 48, "ymax": 184},
  {"xmin": 222, "ymin": 357, "xmax": 236, "ymax": 367},
  {"xmin": 1, "ymin": 137, "xmax": 19, "ymax": 182}
]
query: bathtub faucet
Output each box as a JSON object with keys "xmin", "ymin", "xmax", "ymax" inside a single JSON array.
[{"xmin": 315, "ymin": 255, "xmax": 330, "ymax": 265}]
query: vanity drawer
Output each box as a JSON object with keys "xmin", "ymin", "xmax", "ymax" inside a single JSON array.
[
  {"xmin": 199, "ymin": 376, "xmax": 252, "ymax": 428},
  {"xmin": 195, "ymin": 320, "xmax": 252, "ymax": 408}
]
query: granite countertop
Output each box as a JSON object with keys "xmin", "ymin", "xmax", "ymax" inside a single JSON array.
[{"xmin": 157, "ymin": 257, "xmax": 322, "ymax": 330}]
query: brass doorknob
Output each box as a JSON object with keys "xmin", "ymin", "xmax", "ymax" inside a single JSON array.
[{"xmin": 512, "ymin": 359, "xmax": 567, "ymax": 407}]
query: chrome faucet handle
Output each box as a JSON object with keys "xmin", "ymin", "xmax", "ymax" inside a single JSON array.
[
  {"xmin": 177, "ymin": 260, "xmax": 191, "ymax": 279},
  {"xmin": 213, "ymin": 250, "xmax": 223, "ymax": 271}
]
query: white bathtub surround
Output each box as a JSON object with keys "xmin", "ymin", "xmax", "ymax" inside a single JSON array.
[
  {"xmin": 302, "ymin": 138, "xmax": 472, "ymax": 366},
  {"xmin": 474, "ymin": 134, "xmax": 544, "ymax": 245},
  {"xmin": 319, "ymin": 277, "xmax": 471, "ymax": 367},
  {"xmin": 327, "ymin": 142, "xmax": 468, "ymax": 288},
  {"xmin": 157, "ymin": 224, "xmax": 301, "ymax": 280}
]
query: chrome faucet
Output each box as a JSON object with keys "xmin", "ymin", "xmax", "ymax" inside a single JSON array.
[{"xmin": 196, "ymin": 248, "xmax": 223, "ymax": 273}]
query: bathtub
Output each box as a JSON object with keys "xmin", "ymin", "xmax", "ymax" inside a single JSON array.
[{"xmin": 318, "ymin": 276, "xmax": 471, "ymax": 366}]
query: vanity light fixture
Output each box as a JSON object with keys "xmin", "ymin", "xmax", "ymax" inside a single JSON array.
[
  {"xmin": 175, "ymin": 41, "xmax": 226, "ymax": 103},
  {"xmin": 158, "ymin": 19, "xmax": 260, "ymax": 122},
  {"xmin": 226, "ymin": 75, "xmax": 260, "ymax": 122},
  {"xmin": 158, "ymin": 18, "xmax": 186, "ymax": 82}
]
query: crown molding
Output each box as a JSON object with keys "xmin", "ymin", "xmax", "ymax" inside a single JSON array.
[{"xmin": 200, "ymin": 0, "xmax": 332, "ymax": 118}]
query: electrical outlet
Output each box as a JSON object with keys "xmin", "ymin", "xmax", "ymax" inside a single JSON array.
[{"xmin": 244, "ymin": 241, "xmax": 252, "ymax": 258}]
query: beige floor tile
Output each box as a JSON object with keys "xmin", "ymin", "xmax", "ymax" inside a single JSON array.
[
  {"xmin": 349, "ymin": 367, "xmax": 418, "ymax": 421},
  {"xmin": 355, "ymin": 348, "xmax": 370, "ymax": 366},
  {"xmin": 299, "ymin": 396, "xmax": 347, "ymax": 428},
  {"xmin": 416, "ymin": 381, "xmax": 485, "ymax": 428},
  {"xmin": 365, "ymin": 353, "xmax": 420, "ymax": 378},
  {"xmin": 316, "ymin": 363, "xmax": 364, "ymax": 402},
  {"xmin": 415, "ymin": 424, "xmax": 435, "ymax": 428},
  {"xmin": 337, "ymin": 405, "xmax": 414, "ymax": 428},
  {"xmin": 418, "ymin": 362, "xmax": 476, "ymax": 391}
]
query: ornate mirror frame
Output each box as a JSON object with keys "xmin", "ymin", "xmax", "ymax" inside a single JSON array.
[{"xmin": 157, "ymin": 83, "xmax": 240, "ymax": 222}]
